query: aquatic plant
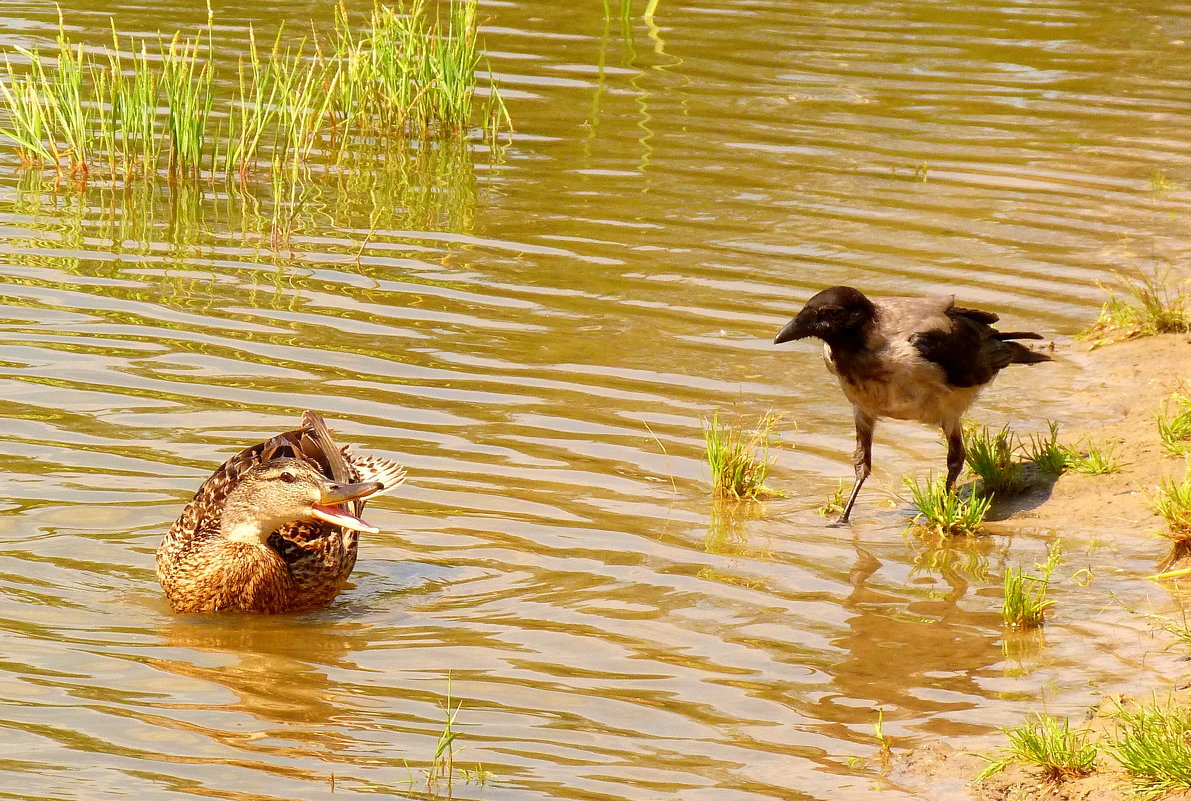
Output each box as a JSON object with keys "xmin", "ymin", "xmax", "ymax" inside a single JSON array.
[
  {"xmin": 1081, "ymin": 268, "xmax": 1191, "ymax": 344},
  {"xmin": 0, "ymin": 1, "xmax": 508, "ymax": 186},
  {"xmin": 964, "ymin": 424, "xmax": 1025, "ymax": 496},
  {"xmin": 1001, "ymin": 540, "xmax": 1061, "ymax": 629},
  {"xmin": 1105, "ymin": 698, "xmax": 1191, "ymax": 796},
  {"xmin": 1157, "ymin": 391, "xmax": 1191, "ymax": 457},
  {"xmin": 703, "ymin": 411, "xmax": 784, "ymax": 501},
  {"xmin": 872, "ymin": 709, "xmax": 893, "ymax": 764},
  {"xmin": 903, "ymin": 476, "xmax": 990, "ymax": 537},
  {"xmin": 816, "ymin": 479, "xmax": 848, "ymax": 518}
]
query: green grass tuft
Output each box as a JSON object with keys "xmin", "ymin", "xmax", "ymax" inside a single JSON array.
[
  {"xmin": 1002, "ymin": 540, "xmax": 1061, "ymax": 629},
  {"xmin": 1106, "ymin": 698, "xmax": 1191, "ymax": 796},
  {"xmin": 1001, "ymin": 714, "xmax": 1097, "ymax": 782},
  {"xmin": 1024, "ymin": 421, "xmax": 1069, "ymax": 474},
  {"xmin": 1081, "ymin": 268, "xmax": 1191, "ymax": 344},
  {"xmin": 903, "ymin": 477, "xmax": 991, "ymax": 537},
  {"xmin": 1153, "ymin": 468, "xmax": 1191, "ymax": 543},
  {"xmin": 964, "ymin": 424, "xmax": 1026, "ymax": 496},
  {"xmin": 1157, "ymin": 392, "xmax": 1191, "ymax": 457},
  {"xmin": 1064, "ymin": 441, "xmax": 1122, "ymax": 475},
  {"xmin": 703, "ymin": 411, "xmax": 784, "ymax": 501}
]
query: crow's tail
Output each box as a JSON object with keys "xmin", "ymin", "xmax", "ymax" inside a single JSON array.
[{"xmin": 1003, "ymin": 339, "xmax": 1053, "ymax": 365}]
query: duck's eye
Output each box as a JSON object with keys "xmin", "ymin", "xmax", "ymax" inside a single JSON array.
[{"xmin": 279, "ymin": 471, "xmax": 296, "ymax": 483}]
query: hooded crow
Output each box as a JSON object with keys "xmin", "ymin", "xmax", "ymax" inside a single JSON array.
[{"xmin": 774, "ymin": 286, "xmax": 1052, "ymax": 524}]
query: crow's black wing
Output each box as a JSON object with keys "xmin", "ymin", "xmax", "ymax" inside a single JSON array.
[
  {"xmin": 910, "ymin": 308, "xmax": 1011, "ymax": 388},
  {"xmin": 913, "ymin": 306, "xmax": 1053, "ymax": 387}
]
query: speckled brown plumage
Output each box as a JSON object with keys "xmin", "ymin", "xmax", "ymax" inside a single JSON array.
[{"xmin": 156, "ymin": 411, "xmax": 407, "ymax": 614}]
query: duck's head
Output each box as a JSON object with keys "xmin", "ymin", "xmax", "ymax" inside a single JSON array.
[{"xmin": 220, "ymin": 457, "xmax": 384, "ymax": 545}]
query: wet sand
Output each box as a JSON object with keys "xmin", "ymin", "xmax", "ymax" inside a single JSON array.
[{"xmin": 898, "ymin": 331, "xmax": 1191, "ymax": 801}]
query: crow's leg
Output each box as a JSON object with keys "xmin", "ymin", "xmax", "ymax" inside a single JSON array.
[
  {"xmin": 943, "ymin": 420, "xmax": 965, "ymax": 491},
  {"xmin": 835, "ymin": 410, "xmax": 876, "ymax": 525}
]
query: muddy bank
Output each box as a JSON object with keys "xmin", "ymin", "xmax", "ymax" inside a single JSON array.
[
  {"xmin": 986, "ymin": 333, "xmax": 1191, "ymax": 537},
  {"xmin": 897, "ymin": 332, "xmax": 1191, "ymax": 801}
]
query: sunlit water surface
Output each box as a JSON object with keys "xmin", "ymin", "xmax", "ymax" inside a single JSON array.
[{"xmin": 1, "ymin": 1, "xmax": 1191, "ymax": 799}]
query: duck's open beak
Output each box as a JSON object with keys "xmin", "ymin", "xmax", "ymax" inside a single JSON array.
[{"xmin": 311, "ymin": 480, "xmax": 384, "ymax": 533}]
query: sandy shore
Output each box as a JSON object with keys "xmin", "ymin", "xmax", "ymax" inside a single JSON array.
[{"xmin": 896, "ymin": 331, "xmax": 1191, "ymax": 801}]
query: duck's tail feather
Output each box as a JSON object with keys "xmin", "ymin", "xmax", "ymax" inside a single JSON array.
[{"xmin": 348, "ymin": 452, "xmax": 408, "ymax": 497}]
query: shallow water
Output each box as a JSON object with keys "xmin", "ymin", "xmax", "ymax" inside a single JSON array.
[{"xmin": 1, "ymin": 1, "xmax": 1191, "ymax": 799}]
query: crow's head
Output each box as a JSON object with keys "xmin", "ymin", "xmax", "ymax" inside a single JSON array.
[{"xmin": 773, "ymin": 286, "xmax": 877, "ymax": 346}]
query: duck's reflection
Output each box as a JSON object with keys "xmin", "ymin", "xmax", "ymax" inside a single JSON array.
[{"xmin": 152, "ymin": 614, "xmax": 369, "ymax": 727}]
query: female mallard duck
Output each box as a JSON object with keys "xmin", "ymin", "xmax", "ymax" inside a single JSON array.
[{"xmin": 156, "ymin": 411, "xmax": 406, "ymax": 614}]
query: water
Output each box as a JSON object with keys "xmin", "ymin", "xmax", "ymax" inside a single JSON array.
[{"xmin": 0, "ymin": 0, "xmax": 1190, "ymax": 798}]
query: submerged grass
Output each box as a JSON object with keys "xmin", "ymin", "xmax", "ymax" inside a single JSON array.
[
  {"xmin": 816, "ymin": 479, "xmax": 848, "ymax": 518},
  {"xmin": 703, "ymin": 412, "xmax": 784, "ymax": 500},
  {"xmin": 903, "ymin": 477, "xmax": 991, "ymax": 537},
  {"xmin": 1002, "ymin": 540, "xmax": 1061, "ymax": 629},
  {"xmin": 0, "ymin": 1, "xmax": 508, "ymax": 185}
]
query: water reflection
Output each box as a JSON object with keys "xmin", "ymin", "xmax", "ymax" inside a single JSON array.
[
  {"xmin": 0, "ymin": 0, "xmax": 1189, "ymax": 799},
  {"xmin": 153, "ymin": 616, "xmax": 361, "ymax": 725},
  {"xmin": 6, "ymin": 139, "xmax": 481, "ymax": 255}
]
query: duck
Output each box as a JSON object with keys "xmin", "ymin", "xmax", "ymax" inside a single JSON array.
[{"xmin": 156, "ymin": 411, "xmax": 407, "ymax": 614}]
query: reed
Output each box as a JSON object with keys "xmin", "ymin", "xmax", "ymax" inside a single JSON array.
[
  {"xmin": 46, "ymin": 18, "xmax": 91, "ymax": 178},
  {"xmin": 0, "ymin": 2, "xmax": 507, "ymax": 186},
  {"xmin": 221, "ymin": 27, "xmax": 279, "ymax": 183},
  {"xmin": 103, "ymin": 33, "xmax": 162, "ymax": 178},
  {"xmin": 160, "ymin": 31, "xmax": 214, "ymax": 179},
  {"xmin": 329, "ymin": 0, "xmax": 483, "ymax": 139},
  {"xmin": 0, "ymin": 51, "xmax": 55, "ymax": 168}
]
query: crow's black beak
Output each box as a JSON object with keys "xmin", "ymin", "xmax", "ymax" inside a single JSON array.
[{"xmin": 774, "ymin": 312, "xmax": 813, "ymax": 344}]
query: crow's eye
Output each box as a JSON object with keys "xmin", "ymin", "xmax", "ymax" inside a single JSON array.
[{"xmin": 279, "ymin": 471, "xmax": 296, "ymax": 483}]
